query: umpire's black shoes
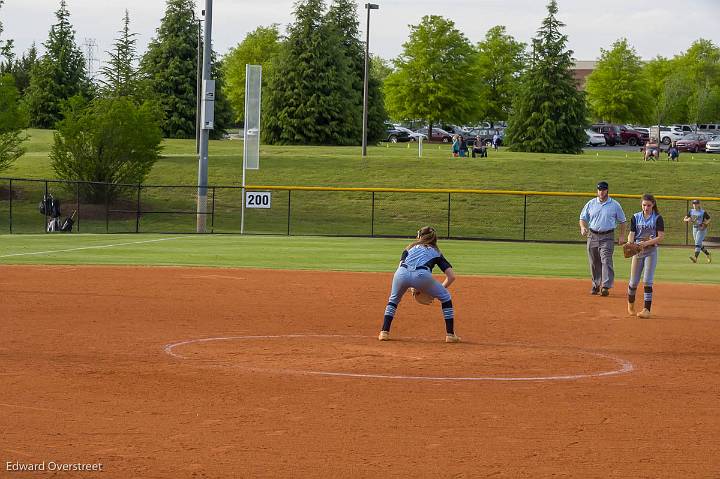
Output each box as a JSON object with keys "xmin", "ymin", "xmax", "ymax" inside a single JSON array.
[
  {"xmin": 590, "ymin": 286, "xmax": 600, "ymax": 295},
  {"xmin": 600, "ymin": 287, "xmax": 610, "ymax": 296}
]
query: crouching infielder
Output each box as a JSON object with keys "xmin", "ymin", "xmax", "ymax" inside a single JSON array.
[
  {"xmin": 627, "ymin": 194, "xmax": 665, "ymax": 319},
  {"xmin": 378, "ymin": 226, "xmax": 460, "ymax": 343}
]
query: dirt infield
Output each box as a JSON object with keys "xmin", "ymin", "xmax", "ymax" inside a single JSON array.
[{"xmin": 2, "ymin": 266, "xmax": 719, "ymax": 478}]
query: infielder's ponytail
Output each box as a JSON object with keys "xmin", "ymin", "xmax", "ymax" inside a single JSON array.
[
  {"xmin": 406, "ymin": 226, "xmax": 439, "ymax": 251},
  {"xmin": 643, "ymin": 193, "xmax": 659, "ymax": 214}
]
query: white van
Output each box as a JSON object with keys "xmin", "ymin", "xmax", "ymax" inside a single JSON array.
[{"xmin": 697, "ymin": 123, "xmax": 720, "ymax": 132}]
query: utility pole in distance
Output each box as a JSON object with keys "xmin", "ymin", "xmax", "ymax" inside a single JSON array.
[
  {"xmin": 361, "ymin": 3, "xmax": 379, "ymax": 158},
  {"xmin": 196, "ymin": 0, "xmax": 214, "ymax": 233}
]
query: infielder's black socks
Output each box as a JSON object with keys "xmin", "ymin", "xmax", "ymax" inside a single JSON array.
[
  {"xmin": 695, "ymin": 251, "xmax": 700, "ymax": 258},
  {"xmin": 644, "ymin": 286, "xmax": 653, "ymax": 310},
  {"xmin": 441, "ymin": 300, "xmax": 454, "ymax": 334},
  {"xmin": 382, "ymin": 302, "xmax": 397, "ymax": 331},
  {"xmin": 628, "ymin": 285, "xmax": 637, "ymax": 303},
  {"xmin": 702, "ymin": 247, "xmax": 710, "ymax": 255},
  {"xmin": 444, "ymin": 318, "xmax": 455, "ymax": 335}
]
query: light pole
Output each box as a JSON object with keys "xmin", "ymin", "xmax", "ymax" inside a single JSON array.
[{"xmin": 361, "ymin": 2, "xmax": 379, "ymax": 158}]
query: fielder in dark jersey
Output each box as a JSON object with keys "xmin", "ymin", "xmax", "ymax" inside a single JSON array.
[
  {"xmin": 626, "ymin": 194, "xmax": 665, "ymax": 319},
  {"xmin": 684, "ymin": 199, "xmax": 712, "ymax": 263},
  {"xmin": 378, "ymin": 226, "xmax": 460, "ymax": 343}
]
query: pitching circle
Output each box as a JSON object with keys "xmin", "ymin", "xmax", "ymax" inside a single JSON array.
[{"xmin": 163, "ymin": 334, "xmax": 634, "ymax": 382}]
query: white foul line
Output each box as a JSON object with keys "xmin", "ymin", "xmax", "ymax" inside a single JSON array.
[
  {"xmin": 163, "ymin": 334, "xmax": 635, "ymax": 382},
  {"xmin": 0, "ymin": 236, "xmax": 185, "ymax": 258}
]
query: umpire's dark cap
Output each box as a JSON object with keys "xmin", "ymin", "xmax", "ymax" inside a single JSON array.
[
  {"xmin": 692, "ymin": 199, "xmax": 700, "ymax": 204},
  {"xmin": 597, "ymin": 181, "xmax": 609, "ymax": 190}
]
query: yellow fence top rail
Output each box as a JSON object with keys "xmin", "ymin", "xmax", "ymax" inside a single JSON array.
[{"xmin": 245, "ymin": 185, "xmax": 720, "ymax": 202}]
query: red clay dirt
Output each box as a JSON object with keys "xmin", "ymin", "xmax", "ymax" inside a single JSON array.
[{"xmin": 1, "ymin": 266, "xmax": 719, "ymax": 478}]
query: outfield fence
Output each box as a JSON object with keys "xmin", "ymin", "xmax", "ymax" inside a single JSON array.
[{"xmin": 1, "ymin": 176, "xmax": 718, "ymax": 245}]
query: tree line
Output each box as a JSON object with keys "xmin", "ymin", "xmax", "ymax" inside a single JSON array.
[{"xmin": 2, "ymin": 0, "xmax": 720, "ymax": 184}]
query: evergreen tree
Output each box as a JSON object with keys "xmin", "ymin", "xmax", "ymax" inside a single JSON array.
[
  {"xmin": 263, "ymin": 0, "xmax": 356, "ymax": 145},
  {"xmin": 140, "ymin": 0, "xmax": 198, "ymax": 138},
  {"xmin": 99, "ymin": 10, "xmax": 139, "ymax": 98},
  {"xmin": 10, "ymin": 44, "xmax": 39, "ymax": 95},
  {"xmin": 140, "ymin": 0, "xmax": 231, "ymax": 138},
  {"xmin": 23, "ymin": 0, "xmax": 90, "ymax": 128},
  {"xmin": 505, "ymin": 0, "xmax": 587, "ymax": 154},
  {"xmin": 326, "ymin": 0, "xmax": 386, "ymax": 143},
  {"xmin": 585, "ymin": 38, "xmax": 652, "ymax": 124},
  {"xmin": 223, "ymin": 25, "xmax": 281, "ymax": 124},
  {"xmin": 209, "ymin": 53, "xmax": 234, "ymax": 139},
  {"xmin": 383, "ymin": 15, "xmax": 478, "ymax": 132}
]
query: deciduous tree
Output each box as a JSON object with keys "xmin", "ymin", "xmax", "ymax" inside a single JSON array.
[
  {"xmin": 0, "ymin": 73, "xmax": 28, "ymax": 172},
  {"xmin": 383, "ymin": 15, "xmax": 478, "ymax": 133},
  {"xmin": 585, "ymin": 38, "xmax": 652, "ymax": 124},
  {"xmin": 50, "ymin": 96, "xmax": 163, "ymax": 202},
  {"xmin": 223, "ymin": 25, "xmax": 281, "ymax": 124},
  {"xmin": 474, "ymin": 26, "xmax": 526, "ymax": 124}
]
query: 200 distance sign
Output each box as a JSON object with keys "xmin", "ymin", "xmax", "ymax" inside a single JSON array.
[{"xmin": 245, "ymin": 191, "xmax": 272, "ymax": 209}]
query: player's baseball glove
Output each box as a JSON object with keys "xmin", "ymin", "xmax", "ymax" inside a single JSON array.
[
  {"xmin": 623, "ymin": 242, "xmax": 643, "ymax": 258},
  {"xmin": 410, "ymin": 288, "xmax": 434, "ymax": 305}
]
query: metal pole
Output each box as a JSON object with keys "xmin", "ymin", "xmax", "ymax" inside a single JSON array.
[
  {"xmin": 195, "ymin": 18, "xmax": 202, "ymax": 154},
  {"xmin": 196, "ymin": 0, "xmax": 213, "ymax": 233},
  {"xmin": 361, "ymin": 3, "xmax": 378, "ymax": 158}
]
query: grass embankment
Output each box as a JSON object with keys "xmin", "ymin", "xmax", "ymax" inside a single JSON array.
[{"xmin": 2, "ymin": 129, "xmax": 718, "ymax": 240}]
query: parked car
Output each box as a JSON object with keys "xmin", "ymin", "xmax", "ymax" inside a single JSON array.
[
  {"xmin": 705, "ymin": 135, "xmax": 720, "ymax": 153},
  {"xmin": 618, "ymin": 125, "xmax": 649, "ymax": 146},
  {"xmin": 590, "ymin": 124, "xmax": 621, "ymax": 146},
  {"xmin": 394, "ymin": 125, "xmax": 426, "ymax": 142},
  {"xmin": 675, "ymin": 133, "xmax": 711, "ymax": 153},
  {"xmin": 672, "ymin": 124, "xmax": 696, "ymax": 134},
  {"xmin": 384, "ymin": 124, "xmax": 412, "ymax": 143},
  {"xmin": 415, "ymin": 126, "xmax": 453, "ymax": 143},
  {"xmin": 466, "ymin": 128, "xmax": 504, "ymax": 147},
  {"xmin": 586, "ymin": 129, "xmax": 607, "ymax": 147}
]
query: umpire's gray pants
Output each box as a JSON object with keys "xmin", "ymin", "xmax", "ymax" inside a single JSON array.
[{"xmin": 587, "ymin": 232, "xmax": 615, "ymax": 289}]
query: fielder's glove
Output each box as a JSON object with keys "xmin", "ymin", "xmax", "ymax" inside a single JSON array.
[
  {"xmin": 623, "ymin": 242, "xmax": 644, "ymax": 258},
  {"xmin": 410, "ymin": 288, "xmax": 434, "ymax": 305}
]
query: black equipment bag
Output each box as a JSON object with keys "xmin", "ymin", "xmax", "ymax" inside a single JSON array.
[{"xmin": 39, "ymin": 194, "xmax": 62, "ymax": 218}]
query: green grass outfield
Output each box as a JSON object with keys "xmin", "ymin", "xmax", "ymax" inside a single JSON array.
[{"xmin": 0, "ymin": 234, "xmax": 716, "ymax": 284}]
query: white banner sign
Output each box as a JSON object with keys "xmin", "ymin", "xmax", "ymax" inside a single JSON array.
[{"xmin": 245, "ymin": 191, "xmax": 271, "ymax": 209}]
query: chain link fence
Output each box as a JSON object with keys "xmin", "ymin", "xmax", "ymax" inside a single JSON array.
[{"xmin": 1, "ymin": 177, "xmax": 715, "ymax": 245}]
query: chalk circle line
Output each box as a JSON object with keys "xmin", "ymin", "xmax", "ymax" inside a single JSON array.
[{"xmin": 163, "ymin": 334, "xmax": 634, "ymax": 382}]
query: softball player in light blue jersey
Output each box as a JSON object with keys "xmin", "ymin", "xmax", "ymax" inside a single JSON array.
[
  {"xmin": 378, "ymin": 226, "xmax": 459, "ymax": 343},
  {"xmin": 684, "ymin": 199, "xmax": 712, "ymax": 263},
  {"xmin": 626, "ymin": 194, "xmax": 665, "ymax": 319}
]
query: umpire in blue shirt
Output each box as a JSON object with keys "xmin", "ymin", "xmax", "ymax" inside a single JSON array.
[{"xmin": 579, "ymin": 181, "xmax": 627, "ymax": 296}]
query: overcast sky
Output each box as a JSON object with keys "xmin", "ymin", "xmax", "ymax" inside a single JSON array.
[{"xmin": 3, "ymin": 0, "xmax": 718, "ymax": 72}]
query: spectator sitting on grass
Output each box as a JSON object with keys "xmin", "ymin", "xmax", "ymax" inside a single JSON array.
[
  {"xmin": 644, "ymin": 139, "xmax": 660, "ymax": 161},
  {"xmin": 472, "ymin": 136, "xmax": 487, "ymax": 158}
]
